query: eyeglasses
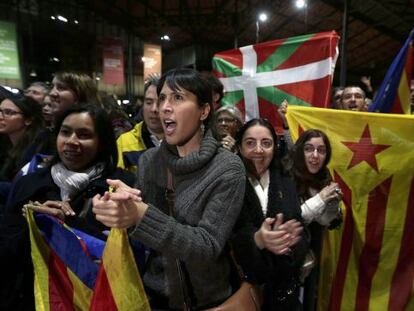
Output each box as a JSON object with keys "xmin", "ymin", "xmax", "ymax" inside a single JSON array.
[
  {"xmin": 217, "ymin": 117, "xmax": 236, "ymax": 124},
  {"xmin": 304, "ymin": 144, "xmax": 327, "ymax": 155},
  {"xmin": 243, "ymin": 138, "xmax": 274, "ymax": 150},
  {"xmin": 0, "ymin": 108, "xmax": 23, "ymax": 118}
]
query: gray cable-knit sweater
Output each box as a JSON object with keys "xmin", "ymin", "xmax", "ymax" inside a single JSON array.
[{"xmin": 130, "ymin": 132, "xmax": 246, "ymax": 309}]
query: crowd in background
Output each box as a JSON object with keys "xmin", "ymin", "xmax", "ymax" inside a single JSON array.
[{"xmin": 0, "ymin": 69, "xmax": 413, "ymax": 311}]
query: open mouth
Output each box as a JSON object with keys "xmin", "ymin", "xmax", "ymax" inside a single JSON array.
[
  {"xmin": 163, "ymin": 119, "xmax": 176, "ymax": 135},
  {"xmin": 63, "ymin": 150, "xmax": 81, "ymax": 160}
]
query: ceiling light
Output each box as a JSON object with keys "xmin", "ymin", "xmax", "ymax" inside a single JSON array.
[
  {"xmin": 258, "ymin": 13, "xmax": 268, "ymax": 22},
  {"xmin": 51, "ymin": 16, "xmax": 56, "ymax": 20},
  {"xmin": 29, "ymin": 70, "xmax": 37, "ymax": 77},
  {"xmin": 74, "ymin": 20, "xmax": 79, "ymax": 24},
  {"xmin": 161, "ymin": 35, "xmax": 170, "ymax": 41},
  {"xmin": 295, "ymin": 0, "xmax": 306, "ymax": 9},
  {"xmin": 57, "ymin": 15, "xmax": 68, "ymax": 23}
]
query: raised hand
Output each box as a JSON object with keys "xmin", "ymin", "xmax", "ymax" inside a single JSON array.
[
  {"xmin": 277, "ymin": 100, "xmax": 289, "ymax": 127},
  {"xmin": 319, "ymin": 182, "xmax": 342, "ymax": 203},
  {"xmin": 221, "ymin": 135, "xmax": 236, "ymax": 151}
]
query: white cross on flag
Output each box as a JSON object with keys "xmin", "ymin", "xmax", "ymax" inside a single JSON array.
[{"xmin": 212, "ymin": 31, "xmax": 339, "ymax": 127}]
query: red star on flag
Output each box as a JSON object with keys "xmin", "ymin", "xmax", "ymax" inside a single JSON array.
[{"xmin": 342, "ymin": 124, "xmax": 391, "ymax": 172}]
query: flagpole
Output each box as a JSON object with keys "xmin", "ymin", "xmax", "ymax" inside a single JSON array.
[{"xmin": 339, "ymin": 0, "xmax": 349, "ymax": 87}]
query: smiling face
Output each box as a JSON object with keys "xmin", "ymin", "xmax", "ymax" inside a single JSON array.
[
  {"xmin": 303, "ymin": 137, "xmax": 327, "ymax": 174},
  {"xmin": 49, "ymin": 77, "xmax": 78, "ymax": 120},
  {"xmin": 239, "ymin": 124, "xmax": 274, "ymax": 178},
  {"xmin": 341, "ymin": 87, "xmax": 366, "ymax": 111},
  {"xmin": 57, "ymin": 112, "xmax": 99, "ymax": 172},
  {"xmin": 0, "ymin": 99, "xmax": 29, "ymax": 142},
  {"xmin": 158, "ymin": 83, "xmax": 210, "ymax": 156}
]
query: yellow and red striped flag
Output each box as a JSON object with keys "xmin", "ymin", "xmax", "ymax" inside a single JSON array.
[
  {"xmin": 26, "ymin": 210, "xmax": 150, "ymax": 311},
  {"xmin": 286, "ymin": 106, "xmax": 414, "ymax": 311}
]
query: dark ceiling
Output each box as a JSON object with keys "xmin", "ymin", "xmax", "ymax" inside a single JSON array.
[{"xmin": 0, "ymin": 0, "xmax": 413, "ymax": 89}]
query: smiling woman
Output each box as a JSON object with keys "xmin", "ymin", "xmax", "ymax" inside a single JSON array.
[
  {"xmin": 1, "ymin": 103, "xmax": 135, "ymax": 309},
  {"xmin": 232, "ymin": 118, "xmax": 309, "ymax": 311}
]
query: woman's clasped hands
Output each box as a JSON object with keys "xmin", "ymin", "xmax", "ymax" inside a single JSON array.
[
  {"xmin": 92, "ymin": 179, "xmax": 148, "ymax": 229},
  {"xmin": 254, "ymin": 213, "xmax": 303, "ymax": 256}
]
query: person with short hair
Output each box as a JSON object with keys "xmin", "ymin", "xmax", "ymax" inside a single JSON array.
[
  {"xmin": 49, "ymin": 72, "xmax": 101, "ymax": 122},
  {"xmin": 24, "ymin": 82, "xmax": 49, "ymax": 105},
  {"xmin": 116, "ymin": 75, "xmax": 163, "ymax": 173},
  {"xmin": 93, "ymin": 68, "xmax": 246, "ymax": 310},
  {"xmin": 213, "ymin": 105, "xmax": 243, "ymax": 152},
  {"xmin": 340, "ymin": 86, "xmax": 367, "ymax": 111}
]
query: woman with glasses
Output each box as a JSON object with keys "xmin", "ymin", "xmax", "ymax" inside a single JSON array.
[
  {"xmin": 0, "ymin": 93, "xmax": 44, "ymax": 193},
  {"xmin": 212, "ymin": 106, "xmax": 243, "ymax": 152},
  {"xmin": 289, "ymin": 129, "xmax": 342, "ymax": 226},
  {"xmin": 287, "ymin": 129, "xmax": 342, "ymax": 310},
  {"xmin": 232, "ymin": 118, "xmax": 308, "ymax": 311}
]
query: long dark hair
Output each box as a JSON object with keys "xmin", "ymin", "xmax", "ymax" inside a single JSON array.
[
  {"xmin": 290, "ymin": 129, "xmax": 332, "ymax": 196},
  {"xmin": 0, "ymin": 95, "xmax": 44, "ymax": 180},
  {"xmin": 52, "ymin": 103, "xmax": 118, "ymax": 172},
  {"xmin": 235, "ymin": 118, "xmax": 281, "ymax": 176},
  {"xmin": 157, "ymin": 68, "xmax": 214, "ymax": 129}
]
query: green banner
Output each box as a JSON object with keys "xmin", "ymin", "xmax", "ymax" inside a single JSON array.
[{"xmin": 0, "ymin": 21, "xmax": 21, "ymax": 79}]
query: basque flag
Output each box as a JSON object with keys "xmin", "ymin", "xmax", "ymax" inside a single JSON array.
[{"xmin": 212, "ymin": 31, "xmax": 339, "ymax": 127}]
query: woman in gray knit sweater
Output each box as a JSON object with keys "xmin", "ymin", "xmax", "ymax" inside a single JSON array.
[{"xmin": 92, "ymin": 68, "xmax": 246, "ymax": 310}]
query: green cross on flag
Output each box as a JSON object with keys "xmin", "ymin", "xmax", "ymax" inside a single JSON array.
[{"xmin": 212, "ymin": 31, "xmax": 339, "ymax": 127}]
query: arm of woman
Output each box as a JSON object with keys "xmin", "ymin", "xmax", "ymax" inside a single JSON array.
[
  {"xmin": 135, "ymin": 169, "xmax": 245, "ymax": 261},
  {"xmin": 93, "ymin": 162, "xmax": 246, "ymax": 262},
  {"xmin": 302, "ymin": 183, "xmax": 342, "ymax": 225}
]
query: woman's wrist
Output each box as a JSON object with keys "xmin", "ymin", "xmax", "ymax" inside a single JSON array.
[{"xmin": 254, "ymin": 231, "xmax": 265, "ymax": 250}]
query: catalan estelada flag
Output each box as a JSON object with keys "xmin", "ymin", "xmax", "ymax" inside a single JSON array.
[
  {"xmin": 286, "ymin": 106, "xmax": 414, "ymax": 311},
  {"xmin": 212, "ymin": 31, "xmax": 339, "ymax": 127},
  {"xmin": 369, "ymin": 30, "xmax": 413, "ymax": 114},
  {"xmin": 26, "ymin": 210, "xmax": 150, "ymax": 311}
]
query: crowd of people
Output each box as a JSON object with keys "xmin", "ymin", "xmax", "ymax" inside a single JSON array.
[{"xmin": 0, "ymin": 67, "xmax": 411, "ymax": 311}]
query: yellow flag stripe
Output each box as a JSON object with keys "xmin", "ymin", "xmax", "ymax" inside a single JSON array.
[
  {"xmin": 27, "ymin": 209, "xmax": 50, "ymax": 311},
  {"xmin": 103, "ymin": 229, "xmax": 150, "ymax": 310},
  {"xmin": 67, "ymin": 269, "xmax": 93, "ymax": 310},
  {"xmin": 286, "ymin": 106, "xmax": 414, "ymax": 311}
]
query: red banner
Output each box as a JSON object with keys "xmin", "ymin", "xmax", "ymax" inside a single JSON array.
[{"xmin": 103, "ymin": 38, "xmax": 125, "ymax": 85}]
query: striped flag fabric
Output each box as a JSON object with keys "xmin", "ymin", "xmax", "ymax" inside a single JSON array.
[
  {"xmin": 212, "ymin": 31, "xmax": 339, "ymax": 127},
  {"xmin": 286, "ymin": 106, "xmax": 414, "ymax": 311},
  {"xmin": 26, "ymin": 210, "xmax": 150, "ymax": 311},
  {"xmin": 369, "ymin": 29, "xmax": 413, "ymax": 114}
]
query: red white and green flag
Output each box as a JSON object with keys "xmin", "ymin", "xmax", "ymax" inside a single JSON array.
[{"xmin": 212, "ymin": 31, "xmax": 340, "ymax": 127}]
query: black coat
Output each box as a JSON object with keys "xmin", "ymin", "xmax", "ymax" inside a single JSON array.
[
  {"xmin": 232, "ymin": 167, "xmax": 309, "ymax": 311},
  {"xmin": 0, "ymin": 166, "xmax": 135, "ymax": 311}
]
